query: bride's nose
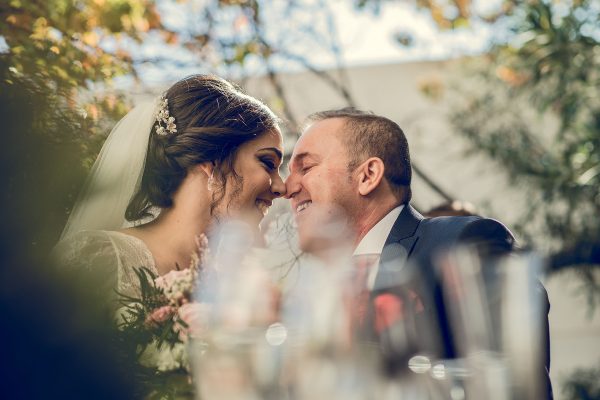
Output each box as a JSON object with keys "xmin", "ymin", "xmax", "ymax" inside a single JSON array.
[{"xmin": 270, "ymin": 174, "xmax": 287, "ymax": 198}]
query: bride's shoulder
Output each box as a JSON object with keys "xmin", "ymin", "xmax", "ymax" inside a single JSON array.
[
  {"xmin": 52, "ymin": 230, "xmax": 120, "ymax": 268},
  {"xmin": 53, "ymin": 229, "xmax": 155, "ymax": 270},
  {"xmin": 51, "ymin": 230, "xmax": 140, "ymax": 304}
]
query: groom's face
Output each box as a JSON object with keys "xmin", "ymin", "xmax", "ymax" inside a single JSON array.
[{"xmin": 285, "ymin": 118, "xmax": 360, "ymax": 251}]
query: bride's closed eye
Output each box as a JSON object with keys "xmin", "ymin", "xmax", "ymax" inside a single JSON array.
[
  {"xmin": 256, "ymin": 146, "xmax": 283, "ymax": 173},
  {"xmin": 259, "ymin": 156, "xmax": 277, "ymax": 172}
]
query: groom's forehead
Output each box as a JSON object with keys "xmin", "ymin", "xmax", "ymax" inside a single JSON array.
[
  {"xmin": 302, "ymin": 118, "xmax": 346, "ymax": 136},
  {"xmin": 299, "ymin": 122, "xmax": 346, "ymax": 149},
  {"xmin": 292, "ymin": 118, "xmax": 346, "ymax": 154}
]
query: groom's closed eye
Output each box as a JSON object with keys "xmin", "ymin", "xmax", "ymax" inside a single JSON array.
[
  {"xmin": 301, "ymin": 163, "xmax": 315, "ymax": 174},
  {"xmin": 289, "ymin": 152, "xmax": 318, "ymax": 173}
]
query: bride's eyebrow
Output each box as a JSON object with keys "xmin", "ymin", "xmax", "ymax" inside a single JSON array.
[{"xmin": 257, "ymin": 147, "xmax": 283, "ymax": 160}]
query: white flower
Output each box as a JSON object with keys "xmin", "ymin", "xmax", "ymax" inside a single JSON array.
[{"xmin": 139, "ymin": 341, "xmax": 188, "ymax": 372}]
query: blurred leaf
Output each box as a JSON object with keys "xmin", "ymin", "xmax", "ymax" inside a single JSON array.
[{"xmin": 562, "ymin": 362, "xmax": 600, "ymax": 400}]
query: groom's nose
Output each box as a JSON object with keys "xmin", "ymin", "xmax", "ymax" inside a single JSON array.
[{"xmin": 284, "ymin": 173, "xmax": 300, "ymax": 199}]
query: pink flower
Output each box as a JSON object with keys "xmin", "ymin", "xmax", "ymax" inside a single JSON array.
[
  {"xmin": 146, "ymin": 305, "xmax": 175, "ymax": 327},
  {"xmin": 155, "ymin": 268, "xmax": 196, "ymax": 305}
]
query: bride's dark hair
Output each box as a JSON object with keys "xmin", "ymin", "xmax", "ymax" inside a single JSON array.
[{"xmin": 126, "ymin": 75, "xmax": 280, "ymax": 221}]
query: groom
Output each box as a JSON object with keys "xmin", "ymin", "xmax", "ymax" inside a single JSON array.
[{"xmin": 285, "ymin": 107, "xmax": 552, "ymax": 397}]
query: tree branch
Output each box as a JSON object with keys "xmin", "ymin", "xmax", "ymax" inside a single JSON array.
[{"xmin": 549, "ymin": 243, "xmax": 600, "ymax": 272}]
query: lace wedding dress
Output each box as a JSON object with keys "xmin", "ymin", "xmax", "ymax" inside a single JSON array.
[{"xmin": 53, "ymin": 230, "xmax": 158, "ymax": 301}]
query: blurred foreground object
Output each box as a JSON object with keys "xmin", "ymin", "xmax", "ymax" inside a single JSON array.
[
  {"xmin": 0, "ymin": 262, "xmax": 140, "ymax": 400},
  {"xmin": 191, "ymin": 221, "xmax": 286, "ymax": 400},
  {"xmin": 0, "ymin": 58, "xmax": 137, "ymax": 400},
  {"xmin": 433, "ymin": 249, "xmax": 551, "ymax": 400},
  {"xmin": 187, "ymin": 217, "xmax": 553, "ymax": 399}
]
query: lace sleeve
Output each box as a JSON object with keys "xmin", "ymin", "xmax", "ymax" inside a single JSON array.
[{"xmin": 52, "ymin": 230, "xmax": 120, "ymax": 304}]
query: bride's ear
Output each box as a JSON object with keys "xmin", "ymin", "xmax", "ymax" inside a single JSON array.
[
  {"xmin": 193, "ymin": 161, "xmax": 217, "ymax": 191},
  {"xmin": 193, "ymin": 161, "xmax": 214, "ymax": 179},
  {"xmin": 357, "ymin": 157, "xmax": 385, "ymax": 196}
]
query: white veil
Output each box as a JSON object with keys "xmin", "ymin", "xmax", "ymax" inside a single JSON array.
[{"xmin": 60, "ymin": 98, "xmax": 160, "ymax": 240}]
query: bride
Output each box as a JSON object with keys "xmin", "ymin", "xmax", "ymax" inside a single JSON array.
[{"xmin": 54, "ymin": 74, "xmax": 286, "ymax": 302}]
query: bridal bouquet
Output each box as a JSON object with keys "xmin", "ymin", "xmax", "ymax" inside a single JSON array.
[{"xmin": 117, "ymin": 235, "xmax": 211, "ymax": 399}]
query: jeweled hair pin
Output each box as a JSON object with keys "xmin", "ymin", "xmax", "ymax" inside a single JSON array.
[{"xmin": 154, "ymin": 96, "xmax": 177, "ymax": 136}]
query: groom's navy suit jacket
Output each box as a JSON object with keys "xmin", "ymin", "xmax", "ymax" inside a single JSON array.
[{"xmin": 370, "ymin": 204, "xmax": 552, "ymax": 398}]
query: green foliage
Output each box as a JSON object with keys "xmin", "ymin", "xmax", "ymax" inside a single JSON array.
[
  {"xmin": 0, "ymin": 0, "xmax": 163, "ymax": 162},
  {"xmin": 0, "ymin": 56, "xmax": 104, "ymax": 254},
  {"xmin": 0, "ymin": 0, "xmax": 164, "ymax": 93},
  {"xmin": 117, "ymin": 267, "xmax": 180, "ymax": 351},
  {"xmin": 562, "ymin": 362, "xmax": 600, "ymax": 400},
  {"xmin": 450, "ymin": 0, "xmax": 600, "ymax": 274},
  {"xmin": 140, "ymin": 370, "xmax": 195, "ymax": 400},
  {"xmin": 0, "ymin": 0, "xmax": 162, "ymax": 237}
]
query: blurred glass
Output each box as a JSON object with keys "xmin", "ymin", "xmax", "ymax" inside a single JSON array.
[
  {"xmin": 188, "ymin": 216, "xmax": 550, "ymax": 399},
  {"xmin": 191, "ymin": 220, "xmax": 285, "ymax": 400}
]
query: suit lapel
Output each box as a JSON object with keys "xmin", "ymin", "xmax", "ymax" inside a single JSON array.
[
  {"xmin": 374, "ymin": 204, "xmax": 424, "ymax": 290},
  {"xmin": 384, "ymin": 204, "xmax": 423, "ymax": 248}
]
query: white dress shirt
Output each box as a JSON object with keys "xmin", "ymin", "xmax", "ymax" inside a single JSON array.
[
  {"xmin": 354, "ymin": 205, "xmax": 404, "ymax": 256},
  {"xmin": 353, "ymin": 205, "xmax": 404, "ymax": 289}
]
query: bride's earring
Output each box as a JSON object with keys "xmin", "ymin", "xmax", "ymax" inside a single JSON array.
[{"xmin": 207, "ymin": 171, "xmax": 215, "ymax": 192}]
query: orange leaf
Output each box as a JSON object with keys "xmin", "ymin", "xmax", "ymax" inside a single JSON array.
[
  {"xmin": 82, "ymin": 31, "xmax": 99, "ymax": 47},
  {"xmin": 164, "ymin": 31, "xmax": 178, "ymax": 45},
  {"xmin": 496, "ymin": 65, "xmax": 528, "ymax": 86}
]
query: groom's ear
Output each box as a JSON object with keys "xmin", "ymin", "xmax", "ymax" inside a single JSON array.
[{"xmin": 357, "ymin": 157, "xmax": 385, "ymax": 196}]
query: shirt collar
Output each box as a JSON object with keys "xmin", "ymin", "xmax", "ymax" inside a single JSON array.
[{"xmin": 353, "ymin": 205, "xmax": 404, "ymax": 256}]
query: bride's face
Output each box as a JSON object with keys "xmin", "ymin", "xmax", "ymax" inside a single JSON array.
[{"xmin": 215, "ymin": 130, "xmax": 286, "ymax": 226}]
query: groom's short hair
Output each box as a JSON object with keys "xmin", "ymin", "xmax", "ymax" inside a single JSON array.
[{"xmin": 306, "ymin": 107, "xmax": 412, "ymax": 203}]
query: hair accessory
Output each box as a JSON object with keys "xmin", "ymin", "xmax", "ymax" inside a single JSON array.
[{"xmin": 154, "ymin": 96, "xmax": 177, "ymax": 136}]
